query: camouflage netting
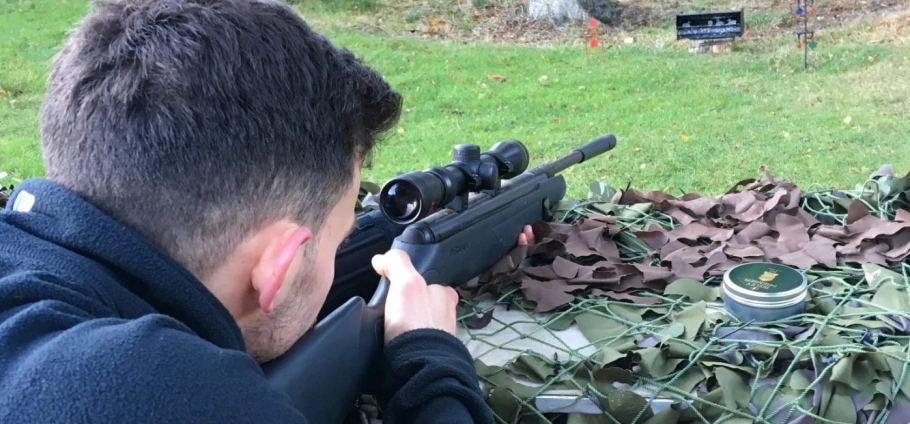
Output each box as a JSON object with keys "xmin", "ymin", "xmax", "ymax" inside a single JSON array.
[
  {"xmin": 444, "ymin": 165, "xmax": 910, "ymax": 424},
  {"xmin": 354, "ymin": 166, "xmax": 910, "ymax": 423},
  {"xmin": 358, "ymin": 166, "xmax": 910, "ymax": 423}
]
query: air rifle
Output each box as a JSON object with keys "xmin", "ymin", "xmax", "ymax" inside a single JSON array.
[{"xmin": 261, "ymin": 133, "xmax": 619, "ymax": 423}]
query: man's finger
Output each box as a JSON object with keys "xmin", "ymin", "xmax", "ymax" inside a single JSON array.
[
  {"xmin": 524, "ymin": 225, "xmax": 535, "ymax": 245},
  {"xmin": 428, "ymin": 284, "xmax": 458, "ymax": 305},
  {"xmin": 374, "ymin": 250, "xmax": 427, "ymax": 302},
  {"xmin": 371, "ymin": 255, "xmax": 387, "ymax": 277},
  {"xmin": 516, "ymin": 225, "xmax": 534, "ymax": 246},
  {"xmin": 372, "ymin": 251, "xmax": 418, "ymax": 280}
]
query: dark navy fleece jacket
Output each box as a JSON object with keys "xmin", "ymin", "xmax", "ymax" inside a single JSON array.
[{"xmin": 0, "ymin": 179, "xmax": 493, "ymax": 423}]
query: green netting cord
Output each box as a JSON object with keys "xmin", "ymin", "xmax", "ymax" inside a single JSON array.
[
  {"xmin": 461, "ymin": 263, "xmax": 910, "ymax": 423},
  {"xmin": 457, "ymin": 177, "xmax": 910, "ymax": 423}
]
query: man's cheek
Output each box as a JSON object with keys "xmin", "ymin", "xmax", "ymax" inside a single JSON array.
[{"xmin": 321, "ymin": 268, "xmax": 335, "ymax": 295}]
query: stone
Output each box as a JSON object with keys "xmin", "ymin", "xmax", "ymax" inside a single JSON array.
[{"xmin": 528, "ymin": 0, "xmax": 587, "ymax": 21}]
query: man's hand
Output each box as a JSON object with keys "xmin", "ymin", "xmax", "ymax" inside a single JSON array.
[
  {"xmin": 371, "ymin": 250, "xmax": 458, "ymax": 344},
  {"xmin": 371, "ymin": 225, "xmax": 536, "ymax": 344}
]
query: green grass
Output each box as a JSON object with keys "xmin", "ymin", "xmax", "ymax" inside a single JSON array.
[
  {"xmin": 0, "ymin": 0, "xmax": 90, "ymax": 182},
  {"xmin": 1, "ymin": 0, "xmax": 909, "ymax": 200}
]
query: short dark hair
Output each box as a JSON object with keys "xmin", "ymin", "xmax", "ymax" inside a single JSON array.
[{"xmin": 40, "ymin": 0, "xmax": 401, "ymax": 279}]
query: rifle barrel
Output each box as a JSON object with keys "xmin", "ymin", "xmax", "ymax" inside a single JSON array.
[{"xmin": 532, "ymin": 134, "xmax": 617, "ymax": 177}]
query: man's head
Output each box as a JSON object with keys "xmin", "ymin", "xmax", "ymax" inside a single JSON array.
[{"xmin": 39, "ymin": 0, "xmax": 401, "ymax": 362}]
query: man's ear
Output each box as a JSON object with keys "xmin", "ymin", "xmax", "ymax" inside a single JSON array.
[{"xmin": 250, "ymin": 226, "xmax": 313, "ymax": 313}]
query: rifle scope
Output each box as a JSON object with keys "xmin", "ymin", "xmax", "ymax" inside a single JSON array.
[{"xmin": 379, "ymin": 140, "xmax": 530, "ymax": 225}]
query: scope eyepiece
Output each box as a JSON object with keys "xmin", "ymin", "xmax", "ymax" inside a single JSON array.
[
  {"xmin": 378, "ymin": 139, "xmax": 531, "ymax": 225},
  {"xmin": 379, "ymin": 180, "xmax": 421, "ymax": 223}
]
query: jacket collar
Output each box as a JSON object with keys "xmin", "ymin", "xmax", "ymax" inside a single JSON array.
[{"xmin": 5, "ymin": 178, "xmax": 246, "ymax": 351}]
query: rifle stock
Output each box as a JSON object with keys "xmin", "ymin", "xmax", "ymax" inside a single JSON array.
[{"xmin": 262, "ymin": 134, "xmax": 618, "ymax": 423}]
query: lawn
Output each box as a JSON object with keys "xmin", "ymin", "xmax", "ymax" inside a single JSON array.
[
  {"xmin": 1, "ymin": 0, "xmax": 909, "ymax": 200},
  {"xmin": 3, "ymin": 2, "xmax": 910, "ymax": 422}
]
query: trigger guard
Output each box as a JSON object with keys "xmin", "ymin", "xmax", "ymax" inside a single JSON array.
[{"xmin": 366, "ymin": 277, "xmax": 389, "ymax": 309}]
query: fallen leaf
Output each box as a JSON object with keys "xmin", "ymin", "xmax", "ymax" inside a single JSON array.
[
  {"xmin": 486, "ymin": 74, "xmax": 507, "ymax": 82},
  {"xmin": 681, "ymin": 134, "xmax": 690, "ymax": 142},
  {"xmin": 397, "ymin": 127, "xmax": 404, "ymax": 134}
]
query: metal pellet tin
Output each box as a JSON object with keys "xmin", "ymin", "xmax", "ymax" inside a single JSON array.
[{"xmin": 722, "ymin": 262, "xmax": 808, "ymax": 323}]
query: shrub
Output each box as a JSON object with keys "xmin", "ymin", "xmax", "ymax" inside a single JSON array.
[
  {"xmin": 576, "ymin": 0, "xmax": 621, "ymax": 25},
  {"xmin": 405, "ymin": 6, "xmax": 424, "ymax": 23}
]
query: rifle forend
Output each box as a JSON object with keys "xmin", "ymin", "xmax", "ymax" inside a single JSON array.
[{"xmin": 261, "ymin": 134, "xmax": 618, "ymax": 423}]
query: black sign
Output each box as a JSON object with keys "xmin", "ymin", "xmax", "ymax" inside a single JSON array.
[{"xmin": 676, "ymin": 10, "xmax": 744, "ymax": 40}]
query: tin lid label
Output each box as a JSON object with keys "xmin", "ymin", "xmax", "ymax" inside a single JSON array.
[{"xmin": 726, "ymin": 263, "xmax": 804, "ymax": 296}]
